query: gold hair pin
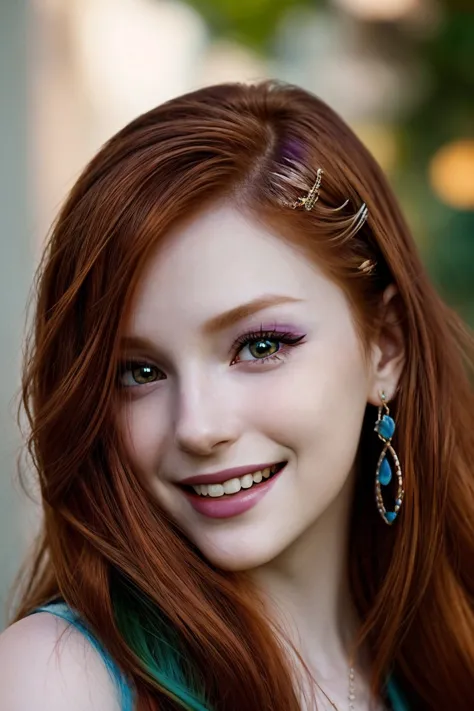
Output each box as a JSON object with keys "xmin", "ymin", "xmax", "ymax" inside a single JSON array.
[
  {"xmin": 273, "ymin": 163, "xmax": 371, "ymax": 266},
  {"xmin": 291, "ymin": 167, "xmax": 325, "ymax": 211},
  {"xmin": 286, "ymin": 168, "xmax": 367, "ymax": 221}
]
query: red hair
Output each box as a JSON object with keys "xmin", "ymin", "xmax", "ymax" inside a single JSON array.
[{"xmin": 11, "ymin": 81, "xmax": 474, "ymax": 710}]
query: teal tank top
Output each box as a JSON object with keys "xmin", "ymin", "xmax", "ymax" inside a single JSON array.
[
  {"xmin": 31, "ymin": 602, "xmax": 409, "ymax": 711},
  {"xmin": 31, "ymin": 601, "xmax": 135, "ymax": 711}
]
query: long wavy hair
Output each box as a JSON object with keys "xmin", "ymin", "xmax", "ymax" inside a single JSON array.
[{"xmin": 10, "ymin": 81, "xmax": 474, "ymax": 710}]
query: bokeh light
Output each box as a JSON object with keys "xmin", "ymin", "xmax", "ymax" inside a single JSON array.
[
  {"xmin": 331, "ymin": 0, "xmax": 426, "ymax": 22},
  {"xmin": 429, "ymin": 140, "xmax": 474, "ymax": 210}
]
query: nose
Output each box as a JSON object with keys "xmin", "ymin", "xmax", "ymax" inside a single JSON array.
[{"xmin": 174, "ymin": 375, "xmax": 239, "ymax": 456}]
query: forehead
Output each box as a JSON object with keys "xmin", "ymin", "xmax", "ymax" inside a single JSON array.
[
  {"xmin": 130, "ymin": 203, "xmax": 325, "ymax": 315},
  {"xmin": 122, "ymin": 203, "xmax": 358, "ymax": 349}
]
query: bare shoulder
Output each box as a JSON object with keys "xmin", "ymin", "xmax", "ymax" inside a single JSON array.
[{"xmin": 0, "ymin": 612, "xmax": 122, "ymax": 711}]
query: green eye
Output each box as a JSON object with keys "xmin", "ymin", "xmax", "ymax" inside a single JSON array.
[
  {"xmin": 131, "ymin": 365, "xmax": 157, "ymax": 384},
  {"xmin": 231, "ymin": 329, "xmax": 306, "ymax": 365},
  {"xmin": 119, "ymin": 362, "xmax": 163, "ymax": 387},
  {"xmin": 248, "ymin": 340, "xmax": 279, "ymax": 359}
]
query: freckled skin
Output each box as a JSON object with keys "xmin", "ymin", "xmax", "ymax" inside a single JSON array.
[{"xmin": 116, "ymin": 203, "xmax": 386, "ymax": 571}]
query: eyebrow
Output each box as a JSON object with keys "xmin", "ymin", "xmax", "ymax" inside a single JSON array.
[
  {"xmin": 201, "ymin": 295, "xmax": 304, "ymax": 335},
  {"xmin": 119, "ymin": 334, "xmax": 159, "ymax": 354},
  {"xmin": 119, "ymin": 295, "xmax": 304, "ymax": 353}
]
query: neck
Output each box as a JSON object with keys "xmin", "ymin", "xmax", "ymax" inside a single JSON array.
[{"xmin": 248, "ymin": 472, "xmax": 379, "ymax": 709}]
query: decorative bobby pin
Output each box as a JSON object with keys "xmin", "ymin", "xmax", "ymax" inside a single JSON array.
[
  {"xmin": 273, "ymin": 163, "xmax": 372, "ymax": 272},
  {"xmin": 286, "ymin": 167, "xmax": 353, "ymax": 213},
  {"xmin": 292, "ymin": 167, "xmax": 325, "ymax": 211},
  {"xmin": 282, "ymin": 168, "xmax": 368, "ymax": 230}
]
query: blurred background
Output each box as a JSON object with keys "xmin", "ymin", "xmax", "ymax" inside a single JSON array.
[{"xmin": 1, "ymin": 0, "xmax": 473, "ymax": 628}]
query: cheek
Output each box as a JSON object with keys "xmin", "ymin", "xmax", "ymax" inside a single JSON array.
[
  {"xmin": 116, "ymin": 394, "xmax": 167, "ymax": 479},
  {"xmin": 246, "ymin": 336, "xmax": 370, "ymax": 496},
  {"xmin": 252, "ymin": 337, "xmax": 368, "ymax": 433}
]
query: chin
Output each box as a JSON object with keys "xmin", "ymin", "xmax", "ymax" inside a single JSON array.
[
  {"xmin": 189, "ymin": 530, "xmax": 288, "ymax": 572},
  {"xmin": 203, "ymin": 550, "xmax": 278, "ymax": 573}
]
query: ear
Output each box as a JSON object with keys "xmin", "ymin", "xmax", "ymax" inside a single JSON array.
[{"xmin": 367, "ymin": 285, "xmax": 405, "ymax": 406}]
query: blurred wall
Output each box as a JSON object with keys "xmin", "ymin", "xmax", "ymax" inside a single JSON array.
[{"xmin": 0, "ymin": 0, "xmax": 33, "ymax": 629}]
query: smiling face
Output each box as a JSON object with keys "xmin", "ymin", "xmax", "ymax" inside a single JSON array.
[{"xmin": 115, "ymin": 203, "xmax": 376, "ymax": 571}]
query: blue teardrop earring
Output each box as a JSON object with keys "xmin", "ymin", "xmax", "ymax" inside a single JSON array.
[{"xmin": 374, "ymin": 391, "xmax": 404, "ymax": 525}]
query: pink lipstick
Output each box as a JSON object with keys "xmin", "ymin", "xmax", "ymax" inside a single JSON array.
[{"xmin": 180, "ymin": 462, "xmax": 287, "ymax": 519}]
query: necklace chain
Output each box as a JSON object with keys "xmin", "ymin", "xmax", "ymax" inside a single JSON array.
[
  {"xmin": 348, "ymin": 666, "xmax": 356, "ymax": 709},
  {"xmin": 319, "ymin": 665, "xmax": 356, "ymax": 711}
]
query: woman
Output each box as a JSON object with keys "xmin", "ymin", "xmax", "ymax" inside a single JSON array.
[{"xmin": 1, "ymin": 81, "xmax": 473, "ymax": 711}]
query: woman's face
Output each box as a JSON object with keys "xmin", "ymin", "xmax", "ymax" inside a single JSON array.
[{"xmin": 116, "ymin": 203, "xmax": 380, "ymax": 570}]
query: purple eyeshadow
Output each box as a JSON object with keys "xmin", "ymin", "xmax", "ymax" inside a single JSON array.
[{"xmin": 241, "ymin": 322, "xmax": 307, "ymax": 337}]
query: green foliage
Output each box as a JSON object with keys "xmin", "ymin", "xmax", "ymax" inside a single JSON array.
[
  {"xmin": 425, "ymin": 209, "xmax": 474, "ymax": 325},
  {"xmin": 182, "ymin": 0, "xmax": 317, "ymax": 49},
  {"xmin": 399, "ymin": 12, "xmax": 474, "ymax": 324}
]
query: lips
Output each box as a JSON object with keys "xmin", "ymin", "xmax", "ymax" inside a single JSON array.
[
  {"xmin": 179, "ymin": 462, "xmax": 286, "ymax": 487},
  {"xmin": 180, "ymin": 462, "xmax": 288, "ymax": 519}
]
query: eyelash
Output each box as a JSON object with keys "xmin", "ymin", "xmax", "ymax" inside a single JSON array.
[
  {"xmin": 118, "ymin": 328, "xmax": 306, "ymax": 388},
  {"xmin": 229, "ymin": 328, "xmax": 306, "ymax": 366}
]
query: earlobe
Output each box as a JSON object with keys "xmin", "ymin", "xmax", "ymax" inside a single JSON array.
[{"xmin": 367, "ymin": 285, "xmax": 405, "ymax": 407}]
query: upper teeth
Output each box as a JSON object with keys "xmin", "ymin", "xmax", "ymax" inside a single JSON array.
[{"xmin": 192, "ymin": 465, "xmax": 279, "ymax": 497}]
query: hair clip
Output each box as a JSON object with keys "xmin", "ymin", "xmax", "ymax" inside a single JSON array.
[
  {"xmin": 292, "ymin": 168, "xmax": 324, "ymax": 211},
  {"xmin": 273, "ymin": 163, "xmax": 370, "ymax": 243},
  {"xmin": 358, "ymin": 259, "xmax": 377, "ymax": 275},
  {"xmin": 286, "ymin": 168, "xmax": 356, "ymax": 217}
]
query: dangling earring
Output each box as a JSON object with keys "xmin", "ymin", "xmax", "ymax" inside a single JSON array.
[{"xmin": 374, "ymin": 391, "xmax": 404, "ymax": 525}]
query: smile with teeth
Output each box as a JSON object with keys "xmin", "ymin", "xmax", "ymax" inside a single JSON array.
[{"xmin": 190, "ymin": 463, "xmax": 284, "ymax": 498}]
